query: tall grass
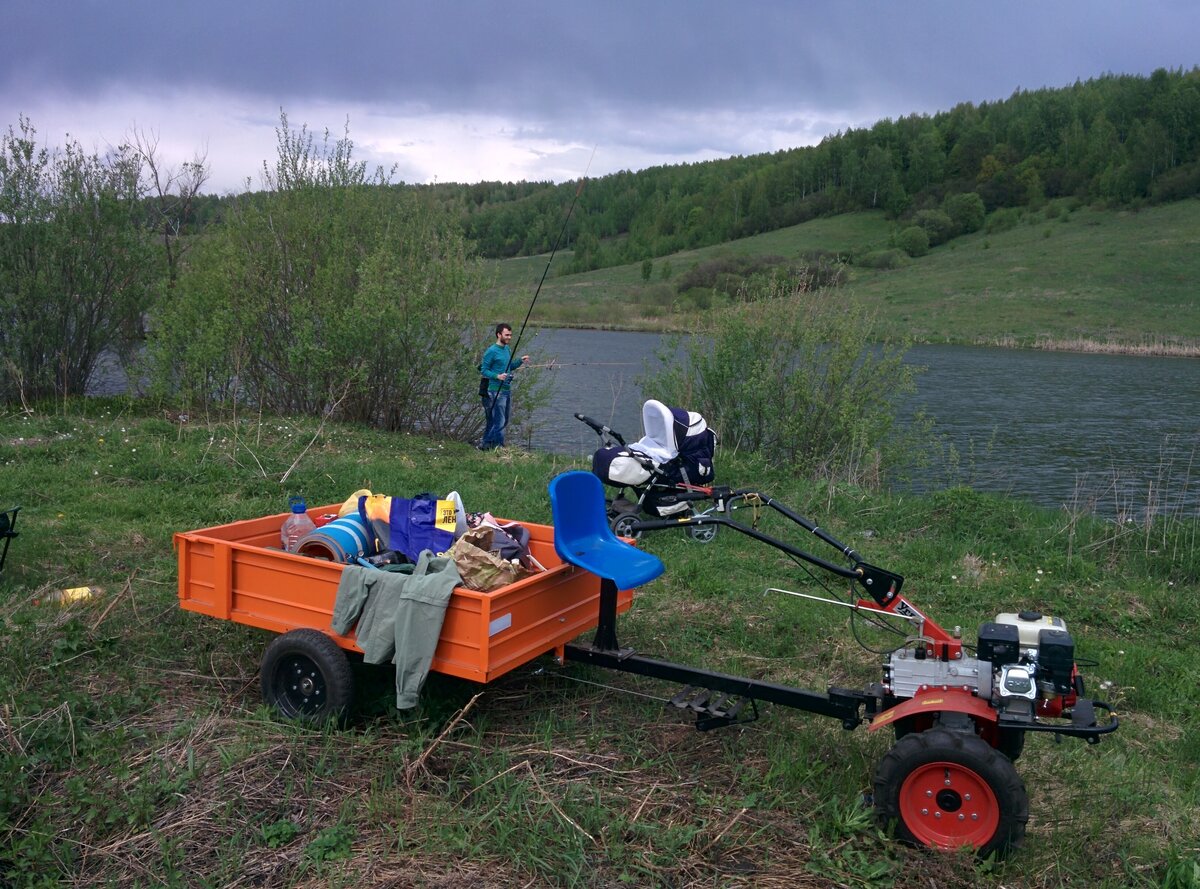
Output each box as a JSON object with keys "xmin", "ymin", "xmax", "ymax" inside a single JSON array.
[{"xmin": 1061, "ymin": 439, "xmax": 1198, "ymax": 576}]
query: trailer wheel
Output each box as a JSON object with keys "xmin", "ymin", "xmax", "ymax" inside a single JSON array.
[
  {"xmin": 874, "ymin": 728, "xmax": 1028, "ymax": 857},
  {"xmin": 261, "ymin": 629, "xmax": 354, "ymax": 722},
  {"xmin": 611, "ymin": 513, "xmax": 642, "ymax": 540},
  {"xmin": 686, "ymin": 521, "xmax": 718, "ymax": 543}
]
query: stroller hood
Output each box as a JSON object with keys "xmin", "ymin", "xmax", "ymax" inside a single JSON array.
[
  {"xmin": 622, "ymin": 399, "xmax": 716, "ymax": 487},
  {"xmin": 589, "ymin": 399, "xmax": 716, "ymax": 491}
]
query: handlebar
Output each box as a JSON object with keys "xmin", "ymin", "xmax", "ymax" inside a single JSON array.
[
  {"xmin": 574, "ymin": 413, "xmax": 627, "ymax": 447},
  {"xmin": 618, "ymin": 488, "xmax": 906, "ymax": 606}
]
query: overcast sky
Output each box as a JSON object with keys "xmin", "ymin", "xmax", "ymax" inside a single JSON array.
[{"xmin": 3, "ymin": 1, "xmax": 1198, "ymax": 194}]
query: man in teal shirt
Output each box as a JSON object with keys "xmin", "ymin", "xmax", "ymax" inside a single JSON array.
[{"xmin": 479, "ymin": 323, "xmax": 529, "ymax": 450}]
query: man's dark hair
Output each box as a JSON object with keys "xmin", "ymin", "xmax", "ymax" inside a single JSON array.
[{"xmin": 495, "ymin": 323, "xmax": 512, "ymax": 337}]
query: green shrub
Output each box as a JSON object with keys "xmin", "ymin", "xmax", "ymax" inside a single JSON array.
[
  {"xmin": 0, "ymin": 119, "xmax": 158, "ymax": 404},
  {"xmin": 147, "ymin": 112, "xmax": 505, "ymax": 441},
  {"xmin": 1150, "ymin": 161, "xmax": 1200, "ymax": 203},
  {"xmin": 985, "ymin": 207, "xmax": 1022, "ymax": 233},
  {"xmin": 913, "ymin": 209, "xmax": 955, "ymax": 245},
  {"xmin": 675, "ymin": 287, "xmax": 713, "ymax": 311},
  {"xmin": 855, "ymin": 249, "xmax": 909, "ymax": 270},
  {"xmin": 675, "ymin": 254, "xmax": 844, "ymax": 301},
  {"xmin": 675, "ymin": 255, "xmax": 788, "ymax": 294},
  {"xmin": 896, "ymin": 226, "xmax": 930, "ymax": 257},
  {"xmin": 641, "ymin": 286, "xmax": 926, "ymax": 486},
  {"xmin": 943, "ymin": 192, "xmax": 986, "ymax": 234}
]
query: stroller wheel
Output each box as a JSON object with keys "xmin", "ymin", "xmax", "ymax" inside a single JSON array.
[
  {"xmin": 611, "ymin": 512, "xmax": 643, "ymax": 540},
  {"xmin": 686, "ymin": 522, "xmax": 718, "ymax": 544}
]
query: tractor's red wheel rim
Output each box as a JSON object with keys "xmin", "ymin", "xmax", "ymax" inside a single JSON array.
[{"xmin": 898, "ymin": 760, "xmax": 1000, "ymax": 849}]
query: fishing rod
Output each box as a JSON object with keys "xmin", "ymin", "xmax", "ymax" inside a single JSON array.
[
  {"xmin": 480, "ymin": 148, "xmax": 596, "ymax": 447},
  {"xmin": 505, "ymin": 146, "xmax": 597, "ymax": 377}
]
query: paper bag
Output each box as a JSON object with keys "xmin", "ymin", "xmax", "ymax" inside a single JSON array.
[{"xmin": 448, "ymin": 527, "xmax": 526, "ymax": 592}]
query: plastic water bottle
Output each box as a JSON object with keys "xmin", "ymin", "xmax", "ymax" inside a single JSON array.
[{"xmin": 281, "ymin": 496, "xmax": 316, "ymax": 552}]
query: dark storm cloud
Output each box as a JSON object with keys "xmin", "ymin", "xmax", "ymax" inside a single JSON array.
[
  {"xmin": 12, "ymin": 1, "xmax": 1189, "ymax": 118},
  {"xmin": 4, "ymin": 0, "xmax": 1198, "ymax": 190},
  {"xmin": 6, "ymin": 1, "xmax": 822, "ymax": 113}
]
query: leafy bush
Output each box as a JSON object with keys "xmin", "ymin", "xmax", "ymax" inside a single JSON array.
[
  {"xmin": 985, "ymin": 207, "xmax": 1022, "ymax": 233},
  {"xmin": 912, "ymin": 209, "xmax": 955, "ymax": 246},
  {"xmin": 641, "ymin": 286, "xmax": 926, "ymax": 486},
  {"xmin": 0, "ymin": 119, "xmax": 157, "ymax": 405},
  {"xmin": 148, "ymin": 113, "xmax": 500, "ymax": 440},
  {"xmin": 1150, "ymin": 161, "xmax": 1200, "ymax": 203},
  {"xmin": 942, "ymin": 192, "xmax": 986, "ymax": 234},
  {"xmin": 676, "ymin": 254, "xmax": 845, "ymax": 302},
  {"xmin": 674, "ymin": 255, "xmax": 788, "ymax": 294},
  {"xmin": 896, "ymin": 226, "xmax": 930, "ymax": 257},
  {"xmin": 855, "ymin": 249, "xmax": 909, "ymax": 270}
]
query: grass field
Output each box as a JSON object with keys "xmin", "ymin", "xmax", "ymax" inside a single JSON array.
[
  {"xmin": 1, "ymin": 402, "xmax": 1197, "ymax": 886},
  {"xmin": 485, "ymin": 200, "xmax": 1200, "ymax": 352}
]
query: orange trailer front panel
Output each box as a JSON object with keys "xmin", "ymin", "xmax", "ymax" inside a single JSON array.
[{"xmin": 174, "ymin": 506, "xmax": 632, "ymax": 684}]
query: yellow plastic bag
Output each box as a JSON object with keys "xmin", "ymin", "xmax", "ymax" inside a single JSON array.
[{"xmin": 338, "ymin": 488, "xmax": 374, "ymax": 517}]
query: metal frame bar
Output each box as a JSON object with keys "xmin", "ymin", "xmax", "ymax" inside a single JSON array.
[
  {"xmin": 569, "ymin": 576, "xmax": 868, "ymax": 728},
  {"xmin": 0, "ymin": 506, "xmax": 18, "ymax": 575}
]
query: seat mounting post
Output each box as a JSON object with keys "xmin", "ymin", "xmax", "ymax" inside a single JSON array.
[{"xmin": 592, "ymin": 577, "xmax": 621, "ymax": 652}]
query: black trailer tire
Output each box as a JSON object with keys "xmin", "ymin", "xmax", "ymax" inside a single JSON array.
[
  {"xmin": 874, "ymin": 728, "xmax": 1028, "ymax": 857},
  {"xmin": 261, "ymin": 629, "xmax": 355, "ymax": 722}
]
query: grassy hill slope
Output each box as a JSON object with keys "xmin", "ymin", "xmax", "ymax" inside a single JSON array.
[{"xmin": 484, "ymin": 199, "xmax": 1200, "ymax": 351}]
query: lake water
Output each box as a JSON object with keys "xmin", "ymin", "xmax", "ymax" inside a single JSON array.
[
  {"xmin": 90, "ymin": 330, "xmax": 1199, "ymax": 514},
  {"xmin": 516, "ymin": 329, "xmax": 1199, "ymax": 515}
]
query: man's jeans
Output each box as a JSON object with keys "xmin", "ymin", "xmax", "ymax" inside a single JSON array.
[{"xmin": 482, "ymin": 389, "xmax": 511, "ymax": 448}]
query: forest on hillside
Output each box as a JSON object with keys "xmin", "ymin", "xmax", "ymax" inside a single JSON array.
[
  {"xmin": 151, "ymin": 68, "xmax": 1200, "ymax": 273},
  {"xmin": 448, "ymin": 67, "xmax": 1200, "ymax": 270}
]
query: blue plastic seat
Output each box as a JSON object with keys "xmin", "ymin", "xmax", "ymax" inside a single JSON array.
[{"xmin": 548, "ymin": 471, "xmax": 665, "ymax": 590}]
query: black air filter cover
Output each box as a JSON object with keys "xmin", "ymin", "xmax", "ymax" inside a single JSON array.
[
  {"xmin": 1038, "ymin": 628, "xmax": 1075, "ymax": 693},
  {"xmin": 978, "ymin": 621, "xmax": 1020, "ymax": 666}
]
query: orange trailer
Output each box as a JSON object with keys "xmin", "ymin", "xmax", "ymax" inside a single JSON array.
[{"xmin": 175, "ymin": 504, "xmax": 632, "ymax": 716}]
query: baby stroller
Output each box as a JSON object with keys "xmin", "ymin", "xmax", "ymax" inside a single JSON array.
[{"xmin": 575, "ymin": 399, "xmax": 723, "ymax": 542}]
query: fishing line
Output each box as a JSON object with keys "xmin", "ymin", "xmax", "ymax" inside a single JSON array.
[
  {"xmin": 525, "ymin": 360, "xmax": 637, "ymax": 369},
  {"xmin": 536, "ymin": 667, "xmax": 672, "ymax": 703}
]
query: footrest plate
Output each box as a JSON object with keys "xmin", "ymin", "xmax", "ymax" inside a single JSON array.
[{"xmin": 668, "ymin": 685, "xmax": 758, "ymax": 731}]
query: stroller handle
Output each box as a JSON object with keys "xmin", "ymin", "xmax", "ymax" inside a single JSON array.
[{"xmin": 574, "ymin": 413, "xmax": 627, "ymax": 447}]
